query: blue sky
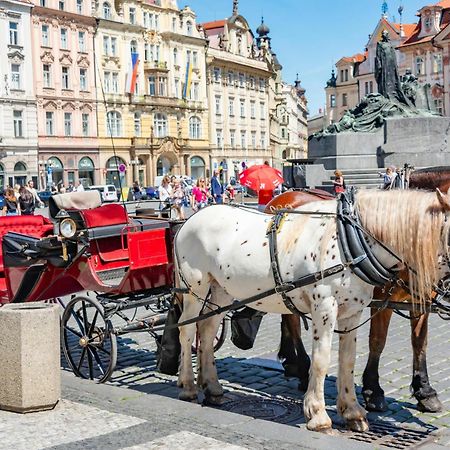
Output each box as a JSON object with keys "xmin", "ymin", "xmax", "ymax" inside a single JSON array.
[{"xmin": 186, "ymin": 0, "xmax": 428, "ymax": 115}]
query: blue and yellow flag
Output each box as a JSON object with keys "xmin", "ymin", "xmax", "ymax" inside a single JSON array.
[{"xmin": 182, "ymin": 60, "xmax": 192, "ymax": 99}]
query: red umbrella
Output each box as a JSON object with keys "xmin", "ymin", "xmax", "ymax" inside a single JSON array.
[{"xmin": 239, "ymin": 164, "xmax": 284, "ymax": 192}]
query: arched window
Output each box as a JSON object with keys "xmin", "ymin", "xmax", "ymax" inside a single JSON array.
[
  {"xmin": 14, "ymin": 161, "xmax": 27, "ymax": 172},
  {"xmin": 189, "ymin": 116, "xmax": 201, "ymax": 140},
  {"xmin": 130, "ymin": 40, "xmax": 138, "ymax": 54},
  {"xmin": 106, "ymin": 156, "xmax": 126, "ymax": 188},
  {"xmin": 173, "ymin": 48, "xmax": 178, "ymax": 65},
  {"xmin": 153, "ymin": 113, "xmax": 167, "ymax": 138},
  {"xmin": 48, "ymin": 156, "xmax": 64, "ymax": 186},
  {"xmin": 102, "ymin": 2, "xmax": 111, "ymax": 19},
  {"xmin": 190, "ymin": 156, "xmax": 205, "ymax": 180},
  {"xmin": 106, "ymin": 111, "xmax": 121, "ymax": 137},
  {"xmin": 78, "ymin": 157, "xmax": 95, "ymax": 185},
  {"xmin": 186, "ymin": 20, "xmax": 193, "ymax": 36}
]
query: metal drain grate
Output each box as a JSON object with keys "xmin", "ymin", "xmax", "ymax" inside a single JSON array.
[
  {"xmin": 339, "ymin": 421, "xmax": 436, "ymax": 449},
  {"xmin": 97, "ymin": 268, "xmax": 126, "ymax": 286}
]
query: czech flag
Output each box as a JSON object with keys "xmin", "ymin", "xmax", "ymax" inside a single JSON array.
[
  {"xmin": 125, "ymin": 52, "xmax": 139, "ymax": 94},
  {"xmin": 182, "ymin": 60, "xmax": 192, "ymax": 99}
]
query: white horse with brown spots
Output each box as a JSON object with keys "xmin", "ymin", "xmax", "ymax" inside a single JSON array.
[{"xmin": 174, "ymin": 189, "xmax": 450, "ymax": 432}]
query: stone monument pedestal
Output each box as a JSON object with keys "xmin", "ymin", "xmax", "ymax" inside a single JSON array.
[{"xmin": 0, "ymin": 303, "xmax": 61, "ymax": 413}]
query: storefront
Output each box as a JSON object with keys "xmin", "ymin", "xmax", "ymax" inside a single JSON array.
[
  {"xmin": 189, "ymin": 156, "xmax": 205, "ymax": 181},
  {"xmin": 106, "ymin": 156, "xmax": 126, "ymax": 188},
  {"xmin": 78, "ymin": 156, "xmax": 95, "ymax": 186}
]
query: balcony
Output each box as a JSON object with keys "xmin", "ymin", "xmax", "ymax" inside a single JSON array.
[{"xmin": 144, "ymin": 61, "xmax": 168, "ymax": 72}]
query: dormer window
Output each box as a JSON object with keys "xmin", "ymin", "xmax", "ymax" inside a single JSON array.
[
  {"xmin": 186, "ymin": 20, "xmax": 193, "ymax": 36},
  {"xmin": 424, "ymin": 15, "xmax": 432, "ymax": 30},
  {"xmin": 129, "ymin": 7, "xmax": 136, "ymax": 25},
  {"xmin": 103, "ymin": 2, "xmax": 111, "ymax": 20}
]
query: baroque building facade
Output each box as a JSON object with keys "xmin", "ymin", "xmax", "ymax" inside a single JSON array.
[
  {"xmin": 94, "ymin": 0, "xmax": 210, "ymax": 188},
  {"xmin": 0, "ymin": 0, "xmax": 38, "ymax": 188},
  {"xmin": 30, "ymin": 0, "xmax": 98, "ymax": 189}
]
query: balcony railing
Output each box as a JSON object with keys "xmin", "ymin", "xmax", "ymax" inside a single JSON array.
[{"xmin": 143, "ymin": 61, "xmax": 168, "ymax": 71}]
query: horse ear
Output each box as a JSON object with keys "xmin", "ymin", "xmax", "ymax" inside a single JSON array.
[{"xmin": 436, "ymin": 188, "xmax": 450, "ymax": 212}]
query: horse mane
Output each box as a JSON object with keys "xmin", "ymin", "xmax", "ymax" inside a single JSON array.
[
  {"xmin": 355, "ymin": 189, "xmax": 450, "ymax": 309},
  {"xmin": 410, "ymin": 167, "xmax": 450, "ymax": 191}
]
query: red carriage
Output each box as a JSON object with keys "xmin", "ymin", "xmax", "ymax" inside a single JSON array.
[{"xmin": 0, "ymin": 191, "xmax": 224, "ymax": 382}]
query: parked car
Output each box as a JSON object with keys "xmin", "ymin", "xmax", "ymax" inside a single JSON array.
[
  {"xmin": 87, "ymin": 185, "xmax": 118, "ymax": 203},
  {"xmin": 38, "ymin": 190, "xmax": 53, "ymax": 206}
]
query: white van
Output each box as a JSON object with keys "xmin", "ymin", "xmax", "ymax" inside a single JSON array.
[{"xmin": 88, "ymin": 185, "xmax": 118, "ymax": 203}]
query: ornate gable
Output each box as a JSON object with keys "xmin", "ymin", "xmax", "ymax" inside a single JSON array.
[
  {"xmin": 77, "ymin": 56, "xmax": 90, "ymax": 68},
  {"xmin": 60, "ymin": 53, "xmax": 73, "ymax": 65},
  {"xmin": 43, "ymin": 100, "xmax": 58, "ymax": 109},
  {"xmin": 41, "ymin": 51, "xmax": 55, "ymax": 63},
  {"xmin": 7, "ymin": 50, "xmax": 25, "ymax": 63}
]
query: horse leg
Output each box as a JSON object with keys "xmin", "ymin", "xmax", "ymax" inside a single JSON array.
[
  {"xmin": 196, "ymin": 281, "xmax": 232, "ymax": 405},
  {"xmin": 337, "ymin": 314, "xmax": 369, "ymax": 432},
  {"xmin": 279, "ymin": 315, "xmax": 310, "ymax": 391},
  {"xmin": 303, "ymin": 297, "xmax": 337, "ymax": 432},
  {"xmin": 410, "ymin": 312, "xmax": 442, "ymax": 412},
  {"xmin": 362, "ymin": 308, "xmax": 393, "ymax": 412},
  {"xmin": 178, "ymin": 294, "xmax": 202, "ymax": 402}
]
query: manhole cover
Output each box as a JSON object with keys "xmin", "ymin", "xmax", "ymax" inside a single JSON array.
[
  {"xmin": 220, "ymin": 396, "xmax": 303, "ymax": 424},
  {"xmin": 339, "ymin": 421, "xmax": 436, "ymax": 449}
]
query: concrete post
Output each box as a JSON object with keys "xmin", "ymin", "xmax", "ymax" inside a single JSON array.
[{"xmin": 0, "ymin": 303, "xmax": 61, "ymax": 413}]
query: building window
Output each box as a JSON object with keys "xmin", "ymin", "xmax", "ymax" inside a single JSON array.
[
  {"xmin": 189, "ymin": 116, "xmax": 201, "ymax": 139},
  {"xmin": 60, "ymin": 28, "xmax": 68, "ymax": 49},
  {"xmin": 77, "ymin": 0, "xmax": 83, "ymax": 14},
  {"xmin": 41, "ymin": 25, "xmax": 49, "ymax": 46},
  {"xmin": 230, "ymin": 130, "xmax": 235, "ymax": 147},
  {"xmin": 186, "ymin": 20, "xmax": 193, "ymax": 36},
  {"xmin": 174, "ymin": 78, "xmax": 180, "ymax": 98},
  {"xmin": 46, "ymin": 111, "xmax": 54, "ymax": 135},
  {"xmin": 78, "ymin": 31, "xmax": 86, "ymax": 52},
  {"xmin": 103, "ymin": 36, "xmax": 110, "ymax": 55},
  {"xmin": 260, "ymin": 102, "xmax": 265, "ymax": 119},
  {"xmin": 172, "ymin": 17, "xmax": 177, "ymax": 32},
  {"xmin": 260, "ymin": 131, "xmax": 266, "ymax": 149},
  {"xmin": 59, "ymin": 0, "xmax": 65, "ymax": 10},
  {"xmin": 11, "ymin": 64, "xmax": 20, "ymax": 90},
  {"xmin": 111, "ymin": 37, "xmax": 117, "ymax": 56},
  {"xmin": 13, "ymin": 111, "xmax": 23, "ymax": 137},
  {"xmin": 228, "ymin": 71, "xmax": 234, "ymax": 85},
  {"xmin": 112, "ymin": 72, "xmax": 119, "ymax": 93},
  {"xmin": 239, "ymin": 73, "xmax": 245, "ymax": 87},
  {"xmin": 173, "ymin": 48, "xmax": 178, "ymax": 65},
  {"xmin": 191, "ymin": 81, "xmax": 199, "ymax": 100},
  {"xmin": 251, "ymin": 131, "xmax": 256, "ymax": 148},
  {"xmin": 79, "ymin": 68, "xmax": 87, "ymax": 90},
  {"xmin": 433, "ymin": 53, "xmax": 443, "ymax": 73},
  {"xmin": 215, "ymin": 95, "xmax": 221, "ymax": 115},
  {"xmin": 40, "ymin": 0, "xmax": 46, "ymax": 5},
  {"xmin": 240, "ymin": 131, "xmax": 246, "ymax": 148},
  {"xmin": 330, "ymin": 94, "xmax": 336, "ymax": 107},
  {"xmin": 249, "ymin": 77, "xmax": 255, "ymax": 89},
  {"xmin": 103, "ymin": 2, "xmax": 111, "ymax": 20},
  {"xmin": 129, "ymin": 7, "xmax": 136, "ymax": 24},
  {"xmin": 229, "ymin": 98, "xmax": 234, "ymax": 116},
  {"xmin": 259, "ymin": 78, "xmax": 265, "ymax": 91},
  {"xmin": 106, "ymin": 111, "xmax": 121, "ymax": 137},
  {"xmin": 158, "ymin": 77, "xmax": 167, "ymax": 96},
  {"xmin": 216, "ymin": 129, "xmax": 223, "ymax": 148},
  {"xmin": 82, "ymin": 113, "xmax": 89, "ymax": 137},
  {"xmin": 148, "ymin": 76, "xmax": 156, "ymax": 95},
  {"xmin": 250, "ymin": 101, "xmax": 256, "ymax": 119},
  {"xmin": 43, "ymin": 64, "xmax": 51, "ymax": 87},
  {"xmin": 64, "ymin": 112, "xmax": 72, "ymax": 136},
  {"xmin": 9, "ymin": 22, "xmax": 19, "ymax": 46},
  {"xmin": 154, "ymin": 113, "xmax": 167, "ymax": 138},
  {"xmin": 342, "ymin": 93, "xmax": 348, "ymax": 107},
  {"xmin": 134, "ymin": 112, "xmax": 141, "ymax": 136},
  {"xmin": 416, "ymin": 56, "xmax": 425, "ymax": 75},
  {"xmin": 240, "ymin": 99, "xmax": 245, "ymax": 117},
  {"xmin": 130, "ymin": 40, "xmax": 138, "ymax": 54},
  {"xmin": 192, "ymin": 51, "xmax": 198, "ymax": 68},
  {"xmin": 61, "ymin": 67, "xmax": 69, "ymax": 89},
  {"xmin": 434, "ymin": 98, "xmax": 443, "ymax": 115},
  {"xmin": 213, "ymin": 67, "xmax": 220, "ymax": 83},
  {"xmin": 104, "ymin": 71, "xmax": 111, "ymax": 92}
]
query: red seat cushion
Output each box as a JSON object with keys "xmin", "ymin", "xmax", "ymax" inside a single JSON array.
[{"xmin": 81, "ymin": 204, "xmax": 128, "ymax": 228}]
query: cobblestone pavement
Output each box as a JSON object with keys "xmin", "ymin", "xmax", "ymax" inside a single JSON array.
[{"xmin": 59, "ymin": 305, "xmax": 450, "ymax": 448}]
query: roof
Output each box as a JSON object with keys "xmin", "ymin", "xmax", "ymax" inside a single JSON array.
[
  {"xmin": 391, "ymin": 22, "xmax": 418, "ymax": 39},
  {"xmin": 202, "ymin": 20, "xmax": 226, "ymax": 30},
  {"xmin": 340, "ymin": 53, "xmax": 366, "ymax": 64},
  {"xmin": 436, "ymin": 0, "xmax": 450, "ymax": 8}
]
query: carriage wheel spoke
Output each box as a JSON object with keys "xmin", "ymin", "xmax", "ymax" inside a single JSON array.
[
  {"xmin": 88, "ymin": 347, "xmax": 105, "ymax": 375},
  {"xmin": 76, "ymin": 347, "xmax": 87, "ymax": 372},
  {"xmin": 70, "ymin": 309, "xmax": 85, "ymax": 335},
  {"xmin": 87, "ymin": 310, "xmax": 99, "ymax": 337},
  {"xmin": 64, "ymin": 326, "xmax": 82, "ymax": 339},
  {"xmin": 86, "ymin": 344, "xmax": 94, "ymax": 379}
]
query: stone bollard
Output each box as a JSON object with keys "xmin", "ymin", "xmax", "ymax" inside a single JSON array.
[{"xmin": 0, "ymin": 303, "xmax": 61, "ymax": 413}]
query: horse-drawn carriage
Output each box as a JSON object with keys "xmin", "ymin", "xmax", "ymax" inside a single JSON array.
[{"xmin": 0, "ymin": 166, "xmax": 449, "ymax": 434}]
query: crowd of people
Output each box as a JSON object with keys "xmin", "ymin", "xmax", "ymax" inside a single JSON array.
[{"xmin": 2, "ymin": 181, "xmax": 44, "ymax": 216}]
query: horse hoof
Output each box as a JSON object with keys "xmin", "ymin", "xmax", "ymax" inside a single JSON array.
[
  {"xmin": 179, "ymin": 391, "xmax": 198, "ymax": 402},
  {"xmin": 203, "ymin": 394, "xmax": 224, "ymax": 406},
  {"xmin": 364, "ymin": 395, "xmax": 387, "ymax": 412},
  {"xmin": 417, "ymin": 395, "xmax": 443, "ymax": 413},
  {"xmin": 347, "ymin": 419, "xmax": 369, "ymax": 432}
]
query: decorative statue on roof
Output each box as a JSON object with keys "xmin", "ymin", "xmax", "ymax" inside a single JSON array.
[{"xmin": 375, "ymin": 30, "xmax": 412, "ymax": 106}]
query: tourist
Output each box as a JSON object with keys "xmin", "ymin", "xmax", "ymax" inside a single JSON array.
[
  {"xmin": 26, "ymin": 180, "xmax": 44, "ymax": 208},
  {"xmin": 192, "ymin": 178, "xmax": 208, "ymax": 211},
  {"xmin": 76, "ymin": 181, "xmax": 85, "ymax": 192},
  {"xmin": 379, "ymin": 167, "xmax": 396, "ymax": 190},
  {"xmin": 3, "ymin": 187, "xmax": 20, "ymax": 216},
  {"xmin": 132, "ymin": 181, "xmax": 142, "ymax": 201},
  {"xmin": 171, "ymin": 179, "xmax": 185, "ymax": 220},
  {"xmin": 332, "ymin": 170, "xmax": 346, "ymax": 195},
  {"xmin": 18, "ymin": 187, "xmax": 35, "ymax": 215},
  {"xmin": 210, "ymin": 170, "xmax": 224, "ymax": 204},
  {"xmin": 225, "ymin": 184, "xmax": 235, "ymax": 203},
  {"xmin": 158, "ymin": 175, "xmax": 172, "ymax": 211}
]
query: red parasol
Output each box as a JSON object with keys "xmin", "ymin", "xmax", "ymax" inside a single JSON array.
[{"xmin": 239, "ymin": 164, "xmax": 284, "ymax": 192}]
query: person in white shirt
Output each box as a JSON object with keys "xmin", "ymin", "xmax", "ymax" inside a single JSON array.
[
  {"xmin": 26, "ymin": 180, "xmax": 44, "ymax": 208},
  {"xmin": 158, "ymin": 175, "xmax": 172, "ymax": 210},
  {"xmin": 76, "ymin": 181, "xmax": 85, "ymax": 192}
]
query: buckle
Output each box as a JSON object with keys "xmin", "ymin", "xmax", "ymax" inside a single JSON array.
[{"xmin": 275, "ymin": 283, "xmax": 295, "ymax": 294}]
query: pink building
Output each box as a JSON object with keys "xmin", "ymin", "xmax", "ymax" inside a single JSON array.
[{"xmin": 30, "ymin": 0, "xmax": 98, "ymax": 189}]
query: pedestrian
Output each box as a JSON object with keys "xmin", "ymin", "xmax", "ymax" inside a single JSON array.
[
  {"xmin": 26, "ymin": 180, "xmax": 44, "ymax": 208},
  {"xmin": 76, "ymin": 181, "xmax": 85, "ymax": 192},
  {"xmin": 332, "ymin": 170, "xmax": 346, "ymax": 195},
  {"xmin": 158, "ymin": 175, "xmax": 172, "ymax": 211},
  {"xmin": 192, "ymin": 178, "xmax": 208, "ymax": 211},
  {"xmin": 378, "ymin": 167, "xmax": 396, "ymax": 190},
  {"xmin": 3, "ymin": 187, "xmax": 20, "ymax": 216},
  {"xmin": 257, "ymin": 161, "xmax": 275, "ymax": 209},
  {"xmin": 18, "ymin": 186, "xmax": 35, "ymax": 215},
  {"xmin": 171, "ymin": 179, "xmax": 185, "ymax": 220},
  {"xmin": 210, "ymin": 170, "xmax": 224, "ymax": 204},
  {"xmin": 225, "ymin": 184, "xmax": 235, "ymax": 204},
  {"xmin": 132, "ymin": 180, "xmax": 142, "ymax": 201}
]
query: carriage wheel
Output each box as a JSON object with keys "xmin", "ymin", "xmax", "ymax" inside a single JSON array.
[
  {"xmin": 191, "ymin": 317, "xmax": 228, "ymax": 355},
  {"xmin": 61, "ymin": 295, "xmax": 117, "ymax": 383}
]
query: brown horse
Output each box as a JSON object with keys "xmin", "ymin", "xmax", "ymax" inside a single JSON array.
[{"xmin": 266, "ymin": 166, "xmax": 450, "ymax": 413}]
